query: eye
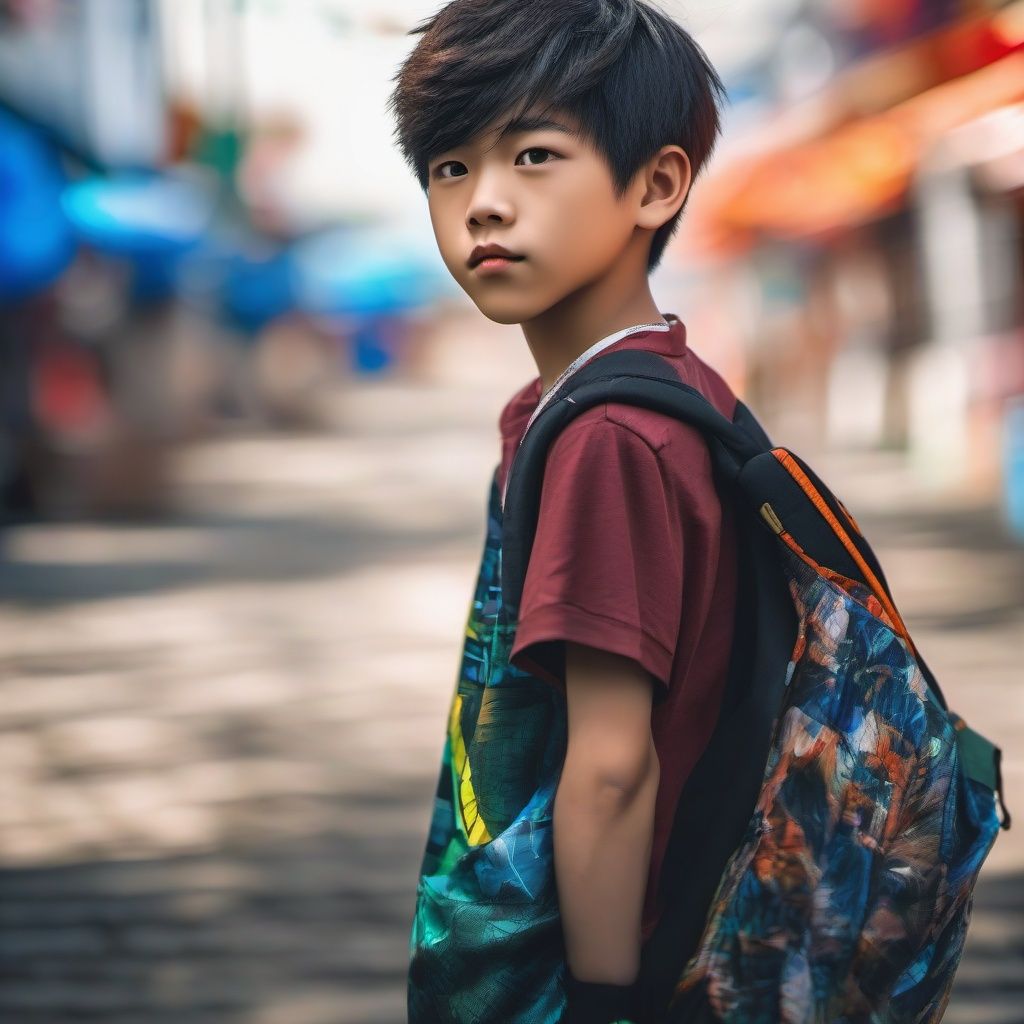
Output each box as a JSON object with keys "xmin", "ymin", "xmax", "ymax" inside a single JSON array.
[
  {"xmin": 516, "ymin": 147, "xmax": 559, "ymax": 167},
  {"xmin": 431, "ymin": 147, "xmax": 560, "ymax": 180},
  {"xmin": 434, "ymin": 160, "xmax": 467, "ymax": 180}
]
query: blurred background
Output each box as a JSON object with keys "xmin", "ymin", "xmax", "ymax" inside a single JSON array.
[{"xmin": 0, "ymin": 0, "xmax": 1021, "ymax": 1021}]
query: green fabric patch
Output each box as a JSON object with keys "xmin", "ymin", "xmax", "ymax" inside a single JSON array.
[{"xmin": 954, "ymin": 716, "xmax": 998, "ymax": 792}]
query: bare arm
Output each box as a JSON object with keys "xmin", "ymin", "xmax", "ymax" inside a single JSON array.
[{"xmin": 554, "ymin": 640, "xmax": 660, "ymax": 986}]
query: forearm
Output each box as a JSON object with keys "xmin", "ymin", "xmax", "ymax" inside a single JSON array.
[{"xmin": 553, "ymin": 746, "xmax": 660, "ymax": 985}]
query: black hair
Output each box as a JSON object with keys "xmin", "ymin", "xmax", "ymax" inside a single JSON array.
[{"xmin": 387, "ymin": 0, "xmax": 728, "ymax": 272}]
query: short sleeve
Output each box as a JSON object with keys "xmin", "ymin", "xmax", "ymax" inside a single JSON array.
[{"xmin": 507, "ymin": 408, "xmax": 683, "ymax": 701}]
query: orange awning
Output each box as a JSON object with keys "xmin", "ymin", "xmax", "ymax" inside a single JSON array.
[{"xmin": 681, "ymin": 12, "xmax": 1024, "ymax": 255}]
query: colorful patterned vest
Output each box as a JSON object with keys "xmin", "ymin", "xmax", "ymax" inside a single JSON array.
[{"xmin": 407, "ymin": 465, "xmax": 570, "ymax": 1024}]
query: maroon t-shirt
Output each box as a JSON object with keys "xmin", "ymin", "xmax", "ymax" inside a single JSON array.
[{"xmin": 497, "ymin": 313, "xmax": 739, "ymax": 943}]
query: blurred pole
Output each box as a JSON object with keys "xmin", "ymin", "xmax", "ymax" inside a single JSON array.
[
  {"xmin": 201, "ymin": 0, "xmax": 248, "ymax": 208},
  {"xmin": 909, "ymin": 163, "xmax": 983, "ymax": 492},
  {"xmin": 1004, "ymin": 394, "xmax": 1024, "ymax": 543}
]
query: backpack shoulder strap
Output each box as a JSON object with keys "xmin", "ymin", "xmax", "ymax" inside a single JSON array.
[{"xmin": 499, "ymin": 349, "xmax": 765, "ymax": 619}]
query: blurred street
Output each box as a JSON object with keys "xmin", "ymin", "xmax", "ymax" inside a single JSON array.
[
  {"xmin": 1, "ymin": 2, "xmax": 1022, "ymax": 1022},
  {"xmin": 0, "ymin": 316, "xmax": 1021, "ymax": 1024}
]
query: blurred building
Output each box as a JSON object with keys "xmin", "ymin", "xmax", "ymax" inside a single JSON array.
[
  {"xmin": 675, "ymin": 0, "xmax": 1024, "ymax": 522},
  {"xmin": 0, "ymin": 0, "xmax": 450, "ymax": 522},
  {"xmin": 0, "ymin": 0, "xmax": 165, "ymax": 167}
]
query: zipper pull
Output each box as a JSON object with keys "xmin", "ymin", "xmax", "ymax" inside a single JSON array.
[{"xmin": 760, "ymin": 502, "xmax": 784, "ymax": 534}]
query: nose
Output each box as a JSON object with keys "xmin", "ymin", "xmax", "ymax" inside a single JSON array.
[
  {"xmin": 468, "ymin": 209, "xmax": 507, "ymax": 227},
  {"xmin": 466, "ymin": 169, "xmax": 515, "ymax": 229}
]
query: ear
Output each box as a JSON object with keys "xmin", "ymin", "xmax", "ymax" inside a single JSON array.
[{"xmin": 635, "ymin": 145, "xmax": 692, "ymax": 232}]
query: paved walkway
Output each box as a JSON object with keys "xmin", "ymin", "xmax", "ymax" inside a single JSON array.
[{"xmin": 0, "ymin": 326, "xmax": 1021, "ymax": 1022}]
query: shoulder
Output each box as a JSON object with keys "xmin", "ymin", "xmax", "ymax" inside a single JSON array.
[
  {"xmin": 548, "ymin": 400, "xmax": 713, "ymax": 484},
  {"xmin": 545, "ymin": 402, "xmax": 656, "ymax": 460}
]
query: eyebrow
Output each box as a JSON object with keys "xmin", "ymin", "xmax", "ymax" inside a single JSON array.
[{"xmin": 496, "ymin": 113, "xmax": 578, "ymax": 141}]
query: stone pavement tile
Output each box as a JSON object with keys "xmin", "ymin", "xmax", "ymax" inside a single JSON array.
[
  {"xmin": 0, "ymin": 838, "xmax": 412, "ymax": 1023},
  {"xmin": 944, "ymin": 999, "xmax": 1024, "ymax": 1024}
]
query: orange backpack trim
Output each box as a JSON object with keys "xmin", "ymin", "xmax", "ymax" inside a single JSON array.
[{"xmin": 767, "ymin": 448, "xmax": 919, "ymax": 660}]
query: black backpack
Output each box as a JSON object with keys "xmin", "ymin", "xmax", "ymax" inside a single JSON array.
[{"xmin": 499, "ymin": 349, "xmax": 1010, "ymax": 1024}]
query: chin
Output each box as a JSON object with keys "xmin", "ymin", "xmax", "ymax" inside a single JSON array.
[
  {"xmin": 468, "ymin": 293, "xmax": 554, "ymax": 327},
  {"xmin": 477, "ymin": 307, "xmax": 528, "ymax": 326}
]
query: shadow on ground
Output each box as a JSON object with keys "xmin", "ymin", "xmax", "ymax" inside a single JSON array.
[{"xmin": 0, "ymin": 806, "xmax": 423, "ymax": 1024}]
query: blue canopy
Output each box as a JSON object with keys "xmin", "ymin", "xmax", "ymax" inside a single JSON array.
[
  {"xmin": 291, "ymin": 224, "xmax": 450, "ymax": 317},
  {"xmin": 61, "ymin": 173, "xmax": 213, "ymax": 257},
  {"xmin": 0, "ymin": 109, "xmax": 74, "ymax": 300}
]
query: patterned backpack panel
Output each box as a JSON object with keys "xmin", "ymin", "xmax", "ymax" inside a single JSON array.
[{"xmin": 672, "ymin": 538, "xmax": 1005, "ymax": 1023}]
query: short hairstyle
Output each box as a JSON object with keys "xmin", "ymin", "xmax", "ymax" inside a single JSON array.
[{"xmin": 387, "ymin": 0, "xmax": 728, "ymax": 272}]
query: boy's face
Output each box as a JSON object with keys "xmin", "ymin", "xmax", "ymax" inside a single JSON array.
[{"xmin": 425, "ymin": 106, "xmax": 649, "ymax": 325}]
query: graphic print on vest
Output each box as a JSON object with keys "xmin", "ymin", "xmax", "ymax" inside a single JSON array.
[{"xmin": 408, "ymin": 469, "xmax": 570, "ymax": 1024}]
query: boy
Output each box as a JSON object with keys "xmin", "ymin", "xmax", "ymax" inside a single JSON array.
[{"xmin": 388, "ymin": 2, "xmax": 736, "ymax": 1021}]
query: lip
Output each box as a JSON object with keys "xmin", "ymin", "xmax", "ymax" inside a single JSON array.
[
  {"xmin": 468, "ymin": 243, "xmax": 525, "ymax": 269},
  {"xmin": 472, "ymin": 255, "xmax": 525, "ymax": 275}
]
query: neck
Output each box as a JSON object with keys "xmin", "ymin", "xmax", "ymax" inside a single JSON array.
[{"xmin": 519, "ymin": 265, "xmax": 666, "ymax": 396}]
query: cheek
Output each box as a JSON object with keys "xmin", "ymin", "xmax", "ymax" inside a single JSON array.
[
  {"xmin": 540, "ymin": 180, "xmax": 628, "ymax": 268},
  {"xmin": 428, "ymin": 200, "xmax": 466, "ymax": 276}
]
